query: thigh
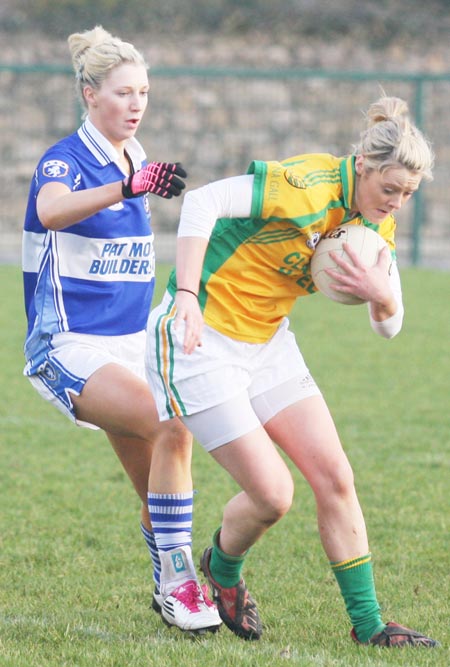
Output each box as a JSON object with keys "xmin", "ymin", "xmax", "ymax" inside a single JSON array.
[
  {"xmin": 182, "ymin": 392, "xmax": 292, "ymax": 502},
  {"xmin": 27, "ymin": 330, "xmax": 150, "ymax": 430},
  {"xmin": 265, "ymin": 394, "xmax": 352, "ymax": 490},
  {"xmin": 181, "ymin": 392, "xmax": 261, "ymax": 452},
  {"xmin": 210, "ymin": 426, "xmax": 293, "ymax": 506},
  {"xmin": 73, "ymin": 362, "xmax": 160, "ymax": 438}
]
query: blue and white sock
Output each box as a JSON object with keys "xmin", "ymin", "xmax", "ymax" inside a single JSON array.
[
  {"xmin": 147, "ymin": 492, "xmax": 193, "ymax": 552},
  {"xmin": 148, "ymin": 492, "xmax": 195, "ymax": 595},
  {"xmin": 140, "ymin": 523, "xmax": 161, "ymax": 590}
]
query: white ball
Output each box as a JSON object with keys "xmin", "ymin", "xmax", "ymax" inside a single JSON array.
[{"xmin": 310, "ymin": 224, "xmax": 387, "ymax": 305}]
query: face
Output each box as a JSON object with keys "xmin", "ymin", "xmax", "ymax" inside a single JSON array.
[
  {"xmin": 354, "ymin": 155, "xmax": 422, "ymax": 224},
  {"xmin": 84, "ymin": 62, "xmax": 149, "ymax": 149}
]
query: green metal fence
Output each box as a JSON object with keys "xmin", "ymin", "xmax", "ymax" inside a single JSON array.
[{"xmin": 1, "ymin": 64, "xmax": 449, "ymax": 267}]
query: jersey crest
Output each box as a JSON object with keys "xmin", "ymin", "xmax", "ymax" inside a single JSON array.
[
  {"xmin": 42, "ymin": 159, "xmax": 69, "ymax": 178},
  {"xmin": 284, "ymin": 168, "xmax": 306, "ymax": 189}
]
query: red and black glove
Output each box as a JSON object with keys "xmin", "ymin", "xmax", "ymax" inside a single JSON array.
[{"xmin": 122, "ymin": 162, "xmax": 187, "ymax": 199}]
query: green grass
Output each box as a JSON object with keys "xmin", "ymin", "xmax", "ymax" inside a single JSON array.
[{"xmin": 0, "ymin": 264, "xmax": 449, "ymax": 667}]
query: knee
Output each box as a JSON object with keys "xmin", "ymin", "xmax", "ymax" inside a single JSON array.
[
  {"xmin": 158, "ymin": 418, "xmax": 192, "ymax": 454},
  {"xmin": 258, "ymin": 477, "xmax": 294, "ymax": 525},
  {"xmin": 315, "ymin": 457, "xmax": 355, "ymax": 502}
]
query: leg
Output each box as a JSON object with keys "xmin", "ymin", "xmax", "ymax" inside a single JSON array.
[
  {"xmin": 210, "ymin": 426, "xmax": 294, "ymax": 555},
  {"xmin": 264, "ymin": 394, "xmax": 367, "ymax": 561},
  {"xmin": 72, "ymin": 363, "xmax": 194, "ymax": 614},
  {"xmin": 200, "ymin": 425, "xmax": 294, "ymax": 641},
  {"xmin": 265, "ymin": 395, "xmax": 438, "ymax": 647},
  {"xmin": 72, "ymin": 362, "xmax": 193, "ymax": 497},
  {"xmin": 265, "ymin": 396, "xmax": 381, "ymax": 640}
]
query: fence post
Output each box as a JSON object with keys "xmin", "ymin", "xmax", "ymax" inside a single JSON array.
[{"xmin": 411, "ymin": 78, "xmax": 425, "ymax": 266}]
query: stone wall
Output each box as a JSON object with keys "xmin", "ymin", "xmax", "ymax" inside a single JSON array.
[{"xmin": 1, "ymin": 31, "xmax": 449, "ymax": 268}]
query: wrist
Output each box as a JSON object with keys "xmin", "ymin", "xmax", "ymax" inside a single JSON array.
[
  {"xmin": 122, "ymin": 175, "xmax": 141, "ymax": 199},
  {"xmin": 176, "ymin": 287, "xmax": 198, "ymax": 298}
]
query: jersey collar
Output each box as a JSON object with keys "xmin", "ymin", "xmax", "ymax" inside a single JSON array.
[
  {"xmin": 340, "ymin": 155, "xmax": 357, "ymax": 211},
  {"xmin": 78, "ymin": 117, "xmax": 146, "ymax": 173}
]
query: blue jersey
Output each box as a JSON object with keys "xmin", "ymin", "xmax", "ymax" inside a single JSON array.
[{"xmin": 23, "ymin": 118, "xmax": 155, "ymax": 374}]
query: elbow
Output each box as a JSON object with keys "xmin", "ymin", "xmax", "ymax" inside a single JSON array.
[
  {"xmin": 36, "ymin": 201, "xmax": 60, "ymax": 230},
  {"xmin": 39, "ymin": 214, "xmax": 57, "ymax": 230}
]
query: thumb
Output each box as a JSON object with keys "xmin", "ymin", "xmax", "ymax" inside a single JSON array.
[{"xmin": 377, "ymin": 244, "xmax": 392, "ymax": 270}]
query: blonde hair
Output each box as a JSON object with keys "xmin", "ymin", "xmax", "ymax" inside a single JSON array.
[
  {"xmin": 68, "ymin": 26, "xmax": 147, "ymax": 110},
  {"xmin": 353, "ymin": 95, "xmax": 434, "ymax": 181}
]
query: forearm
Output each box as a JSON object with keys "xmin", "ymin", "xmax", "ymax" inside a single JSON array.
[
  {"xmin": 176, "ymin": 237, "xmax": 209, "ymax": 293},
  {"xmin": 368, "ymin": 261, "xmax": 404, "ymax": 338},
  {"xmin": 37, "ymin": 181, "xmax": 124, "ymax": 230}
]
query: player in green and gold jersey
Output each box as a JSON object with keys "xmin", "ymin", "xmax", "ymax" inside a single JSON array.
[{"xmin": 145, "ymin": 95, "xmax": 439, "ymax": 647}]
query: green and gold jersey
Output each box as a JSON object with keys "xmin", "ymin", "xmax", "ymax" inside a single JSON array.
[{"xmin": 169, "ymin": 153, "xmax": 397, "ymax": 343}]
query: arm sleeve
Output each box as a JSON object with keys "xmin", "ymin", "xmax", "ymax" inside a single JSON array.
[
  {"xmin": 177, "ymin": 174, "xmax": 254, "ymax": 239},
  {"xmin": 368, "ymin": 260, "xmax": 404, "ymax": 339}
]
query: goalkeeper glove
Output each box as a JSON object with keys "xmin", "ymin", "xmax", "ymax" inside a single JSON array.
[{"xmin": 122, "ymin": 161, "xmax": 187, "ymax": 199}]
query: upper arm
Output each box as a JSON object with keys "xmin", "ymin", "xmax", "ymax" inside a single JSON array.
[
  {"xmin": 178, "ymin": 174, "xmax": 254, "ymax": 238},
  {"xmin": 36, "ymin": 181, "xmax": 72, "ymax": 228}
]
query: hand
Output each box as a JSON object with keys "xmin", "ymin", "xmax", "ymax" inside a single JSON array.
[
  {"xmin": 122, "ymin": 162, "xmax": 187, "ymax": 199},
  {"xmin": 173, "ymin": 289, "xmax": 204, "ymax": 354},
  {"xmin": 327, "ymin": 244, "xmax": 393, "ymax": 305}
]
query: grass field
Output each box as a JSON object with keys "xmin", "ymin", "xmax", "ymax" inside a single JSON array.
[{"xmin": 0, "ymin": 263, "xmax": 448, "ymax": 667}]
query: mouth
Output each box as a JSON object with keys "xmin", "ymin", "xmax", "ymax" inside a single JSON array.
[{"xmin": 375, "ymin": 208, "xmax": 389, "ymax": 218}]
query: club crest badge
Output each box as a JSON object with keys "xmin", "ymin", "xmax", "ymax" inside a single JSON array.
[
  {"xmin": 306, "ymin": 232, "xmax": 322, "ymax": 250},
  {"xmin": 40, "ymin": 361, "xmax": 59, "ymax": 383},
  {"xmin": 42, "ymin": 159, "xmax": 69, "ymax": 178},
  {"xmin": 284, "ymin": 169, "xmax": 306, "ymax": 189}
]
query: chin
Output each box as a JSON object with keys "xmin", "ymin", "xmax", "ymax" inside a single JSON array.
[{"xmin": 367, "ymin": 212, "xmax": 388, "ymax": 224}]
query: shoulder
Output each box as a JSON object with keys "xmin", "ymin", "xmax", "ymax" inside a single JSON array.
[
  {"xmin": 36, "ymin": 133, "xmax": 87, "ymax": 180},
  {"xmin": 39, "ymin": 132, "xmax": 86, "ymax": 164}
]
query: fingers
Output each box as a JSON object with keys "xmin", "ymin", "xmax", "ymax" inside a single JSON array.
[
  {"xmin": 157, "ymin": 163, "xmax": 187, "ymax": 197},
  {"xmin": 173, "ymin": 162, "xmax": 187, "ymax": 178},
  {"xmin": 168, "ymin": 174, "xmax": 186, "ymax": 194},
  {"xmin": 174, "ymin": 294, "xmax": 203, "ymax": 354},
  {"xmin": 328, "ymin": 246, "xmax": 358, "ymax": 274}
]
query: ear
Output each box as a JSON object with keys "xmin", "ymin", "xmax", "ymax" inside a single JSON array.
[
  {"xmin": 83, "ymin": 85, "xmax": 97, "ymax": 107},
  {"xmin": 355, "ymin": 154, "xmax": 365, "ymax": 175}
]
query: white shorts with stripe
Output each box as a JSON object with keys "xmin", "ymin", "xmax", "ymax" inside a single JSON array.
[
  {"xmin": 146, "ymin": 292, "xmax": 321, "ymax": 451},
  {"xmin": 25, "ymin": 330, "xmax": 147, "ymax": 429}
]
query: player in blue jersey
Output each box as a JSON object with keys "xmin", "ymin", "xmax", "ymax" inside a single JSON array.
[
  {"xmin": 145, "ymin": 96, "xmax": 439, "ymax": 646},
  {"xmin": 22, "ymin": 26, "xmax": 221, "ymax": 634}
]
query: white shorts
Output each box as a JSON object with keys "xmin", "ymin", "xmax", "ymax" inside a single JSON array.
[
  {"xmin": 146, "ymin": 292, "xmax": 321, "ymax": 451},
  {"xmin": 26, "ymin": 330, "xmax": 147, "ymax": 429}
]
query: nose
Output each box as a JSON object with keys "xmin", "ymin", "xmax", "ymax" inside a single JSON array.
[
  {"xmin": 130, "ymin": 93, "xmax": 143, "ymax": 110},
  {"xmin": 388, "ymin": 192, "xmax": 403, "ymax": 210}
]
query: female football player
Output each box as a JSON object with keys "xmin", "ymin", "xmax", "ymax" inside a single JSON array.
[
  {"xmin": 22, "ymin": 25, "xmax": 220, "ymax": 633},
  {"xmin": 145, "ymin": 94, "xmax": 439, "ymax": 646}
]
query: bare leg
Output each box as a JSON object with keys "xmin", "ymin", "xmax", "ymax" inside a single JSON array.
[
  {"xmin": 265, "ymin": 395, "xmax": 369, "ymax": 561},
  {"xmin": 208, "ymin": 426, "xmax": 294, "ymax": 555},
  {"xmin": 72, "ymin": 363, "xmax": 193, "ymax": 522}
]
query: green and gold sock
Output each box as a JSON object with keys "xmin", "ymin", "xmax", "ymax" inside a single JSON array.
[
  {"xmin": 209, "ymin": 527, "xmax": 246, "ymax": 588},
  {"xmin": 331, "ymin": 553, "xmax": 385, "ymax": 643}
]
